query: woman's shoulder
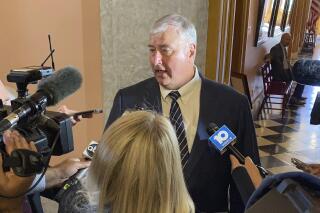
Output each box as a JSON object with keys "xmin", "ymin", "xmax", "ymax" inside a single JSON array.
[{"xmin": 58, "ymin": 182, "xmax": 98, "ymax": 213}]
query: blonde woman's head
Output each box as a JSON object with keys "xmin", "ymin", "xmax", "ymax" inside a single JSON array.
[{"xmin": 87, "ymin": 110, "xmax": 194, "ymax": 213}]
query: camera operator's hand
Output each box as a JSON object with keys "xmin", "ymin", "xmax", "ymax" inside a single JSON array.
[
  {"xmin": 230, "ymin": 155, "xmax": 263, "ymax": 189},
  {"xmin": 0, "ymin": 130, "xmax": 37, "ymax": 196},
  {"xmin": 58, "ymin": 105, "xmax": 81, "ymax": 125},
  {"xmin": 0, "ymin": 130, "xmax": 37, "ymax": 212},
  {"xmin": 45, "ymin": 158, "xmax": 90, "ymax": 188},
  {"xmin": 3, "ymin": 130, "xmax": 37, "ymax": 155}
]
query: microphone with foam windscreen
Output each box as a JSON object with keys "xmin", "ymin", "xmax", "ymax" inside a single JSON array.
[
  {"xmin": 207, "ymin": 123, "xmax": 268, "ymax": 177},
  {"xmin": 0, "ymin": 66, "xmax": 82, "ymax": 132}
]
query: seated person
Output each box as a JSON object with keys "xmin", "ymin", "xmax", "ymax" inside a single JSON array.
[
  {"xmin": 270, "ymin": 33, "xmax": 306, "ymax": 105},
  {"xmin": 59, "ymin": 110, "xmax": 194, "ymax": 213}
]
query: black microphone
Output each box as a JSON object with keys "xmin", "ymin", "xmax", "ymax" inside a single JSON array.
[
  {"xmin": 54, "ymin": 141, "xmax": 98, "ymax": 202},
  {"xmin": 0, "ymin": 66, "xmax": 82, "ymax": 132},
  {"xmin": 207, "ymin": 123, "xmax": 268, "ymax": 177}
]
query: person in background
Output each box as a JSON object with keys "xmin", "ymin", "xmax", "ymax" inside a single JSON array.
[
  {"xmin": 270, "ymin": 33, "xmax": 306, "ymax": 105},
  {"xmin": 59, "ymin": 110, "xmax": 194, "ymax": 213},
  {"xmin": 106, "ymin": 14, "xmax": 260, "ymax": 212}
]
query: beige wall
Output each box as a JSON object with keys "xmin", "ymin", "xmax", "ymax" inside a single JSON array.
[
  {"xmin": 100, "ymin": 0, "xmax": 209, "ymax": 117},
  {"xmin": 0, "ymin": 1, "xmax": 103, "ymax": 163}
]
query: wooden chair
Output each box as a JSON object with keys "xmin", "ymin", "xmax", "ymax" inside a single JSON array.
[{"xmin": 258, "ymin": 62, "xmax": 293, "ymax": 119}]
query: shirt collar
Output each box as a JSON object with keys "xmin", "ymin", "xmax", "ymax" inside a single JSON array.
[
  {"xmin": 160, "ymin": 66, "xmax": 200, "ymax": 103},
  {"xmin": 280, "ymin": 43, "xmax": 286, "ymax": 50}
]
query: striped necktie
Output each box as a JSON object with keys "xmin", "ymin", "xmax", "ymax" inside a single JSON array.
[
  {"xmin": 282, "ymin": 45, "xmax": 290, "ymax": 70},
  {"xmin": 168, "ymin": 91, "xmax": 189, "ymax": 169}
]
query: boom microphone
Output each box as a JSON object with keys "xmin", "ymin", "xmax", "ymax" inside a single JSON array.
[
  {"xmin": 37, "ymin": 66, "xmax": 82, "ymax": 106},
  {"xmin": 0, "ymin": 66, "xmax": 82, "ymax": 132},
  {"xmin": 207, "ymin": 123, "xmax": 268, "ymax": 177}
]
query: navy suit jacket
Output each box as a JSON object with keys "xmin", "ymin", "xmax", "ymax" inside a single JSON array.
[
  {"xmin": 270, "ymin": 43, "xmax": 291, "ymax": 82},
  {"xmin": 105, "ymin": 76, "xmax": 260, "ymax": 213}
]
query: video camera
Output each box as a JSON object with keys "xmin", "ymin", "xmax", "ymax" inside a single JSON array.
[{"xmin": 0, "ymin": 65, "xmax": 82, "ymax": 177}]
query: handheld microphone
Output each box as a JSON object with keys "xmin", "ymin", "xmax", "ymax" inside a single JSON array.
[
  {"xmin": 82, "ymin": 140, "xmax": 98, "ymax": 160},
  {"xmin": 207, "ymin": 123, "xmax": 268, "ymax": 177},
  {"xmin": 54, "ymin": 141, "xmax": 98, "ymax": 201},
  {"xmin": 0, "ymin": 66, "xmax": 82, "ymax": 133}
]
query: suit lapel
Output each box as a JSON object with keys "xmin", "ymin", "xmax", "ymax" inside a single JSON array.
[
  {"xmin": 140, "ymin": 78, "xmax": 162, "ymax": 113},
  {"xmin": 184, "ymin": 76, "xmax": 212, "ymax": 181},
  {"xmin": 277, "ymin": 44, "xmax": 284, "ymax": 63}
]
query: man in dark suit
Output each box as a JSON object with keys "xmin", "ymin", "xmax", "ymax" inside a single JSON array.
[
  {"xmin": 106, "ymin": 14, "xmax": 260, "ymax": 213},
  {"xmin": 270, "ymin": 33, "xmax": 306, "ymax": 105}
]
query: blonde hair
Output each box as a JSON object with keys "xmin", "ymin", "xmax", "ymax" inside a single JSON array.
[{"xmin": 87, "ymin": 110, "xmax": 194, "ymax": 213}]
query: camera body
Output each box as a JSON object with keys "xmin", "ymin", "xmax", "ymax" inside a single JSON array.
[{"xmin": 0, "ymin": 66, "xmax": 74, "ymax": 167}]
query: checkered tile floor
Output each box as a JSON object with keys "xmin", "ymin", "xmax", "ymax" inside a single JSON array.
[{"xmin": 255, "ymin": 85, "xmax": 320, "ymax": 174}]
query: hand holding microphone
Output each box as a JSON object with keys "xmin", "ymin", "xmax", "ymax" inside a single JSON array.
[
  {"xmin": 230, "ymin": 155, "xmax": 263, "ymax": 189},
  {"xmin": 207, "ymin": 123, "xmax": 268, "ymax": 177},
  {"xmin": 54, "ymin": 141, "xmax": 98, "ymax": 201}
]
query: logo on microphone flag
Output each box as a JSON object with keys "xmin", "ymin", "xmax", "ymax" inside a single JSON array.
[{"xmin": 208, "ymin": 125, "xmax": 236, "ymax": 152}]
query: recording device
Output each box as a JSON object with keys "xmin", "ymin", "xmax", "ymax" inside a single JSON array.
[
  {"xmin": 7, "ymin": 39, "xmax": 56, "ymax": 103},
  {"xmin": 207, "ymin": 123, "xmax": 268, "ymax": 177},
  {"xmin": 71, "ymin": 109, "xmax": 103, "ymax": 119},
  {"xmin": 8, "ymin": 66, "xmax": 53, "ymax": 84},
  {"xmin": 82, "ymin": 141, "xmax": 98, "ymax": 159},
  {"xmin": 54, "ymin": 141, "xmax": 98, "ymax": 201},
  {"xmin": 207, "ymin": 123, "xmax": 244, "ymax": 161},
  {"xmin": 8, "ymin": 66, "xmax": 54, "ymax": 109},
  {"xmin": 0, "ymin": 66, "xmax": 82, "ymax": 177}
]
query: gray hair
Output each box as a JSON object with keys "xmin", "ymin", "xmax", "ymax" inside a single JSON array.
[{"xmin": 150, "ymin": 14, "xmax": 197, "ymax": 45}]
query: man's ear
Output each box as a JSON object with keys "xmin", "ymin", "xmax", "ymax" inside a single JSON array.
[{"xmin": 189, "ymin": 43, "xmax": 196, "ymax": 59}]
